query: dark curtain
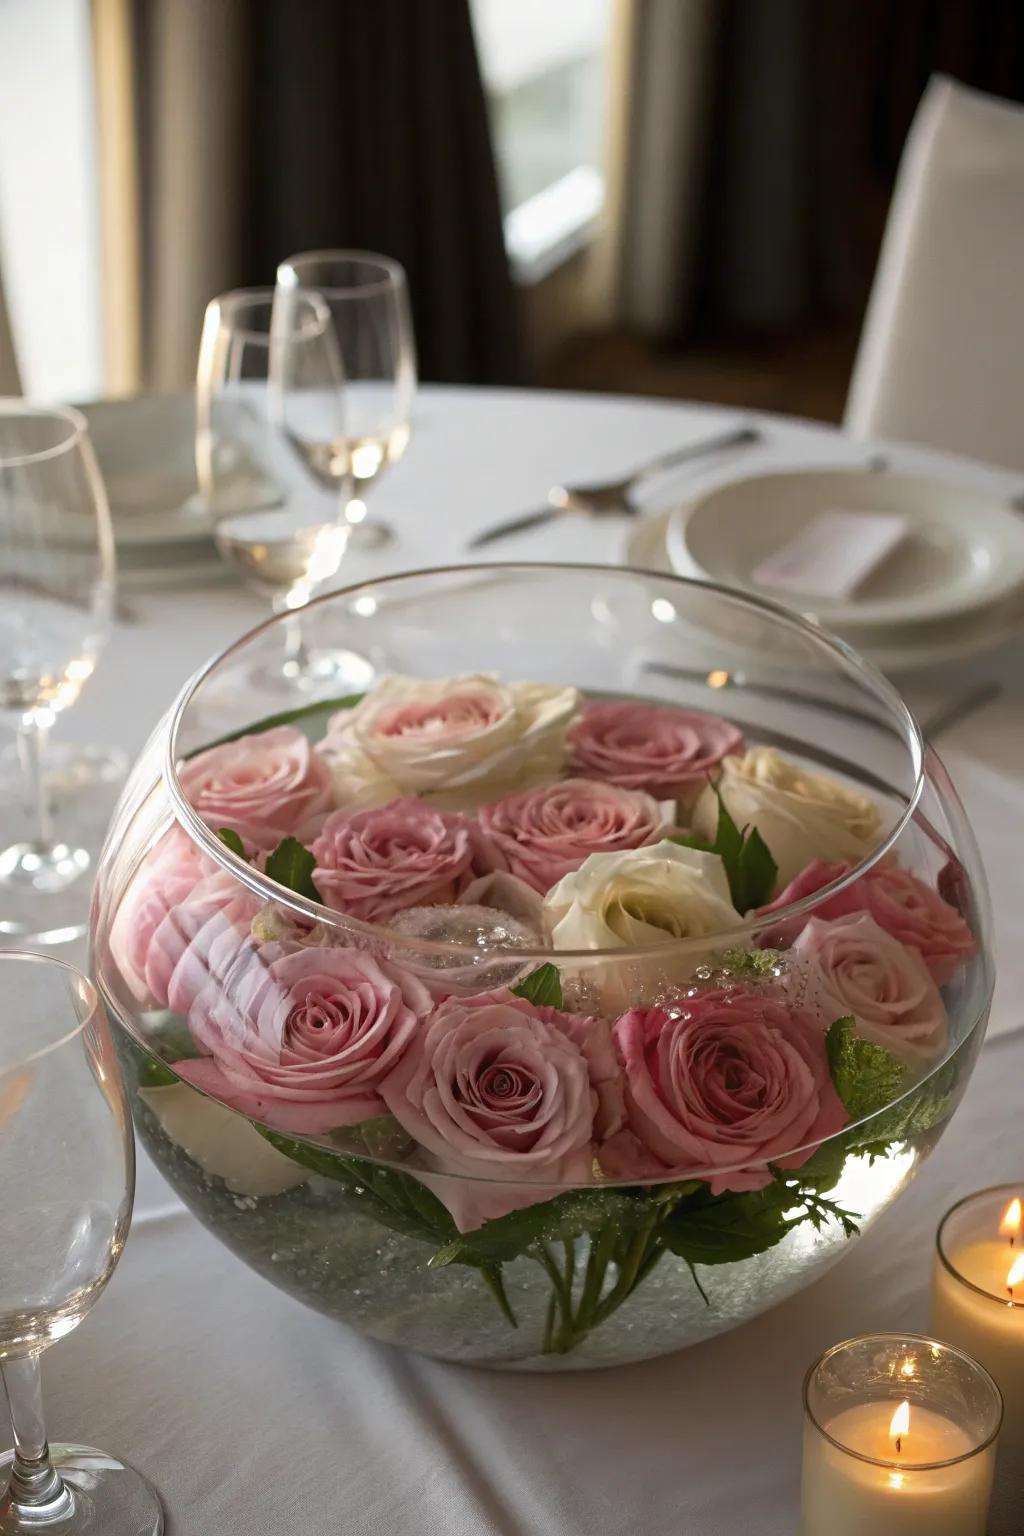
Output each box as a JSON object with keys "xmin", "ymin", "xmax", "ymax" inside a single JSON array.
[
  {"xmin": 679, "ymin": 0, "xmax": 1024, "ymax": 340},
  {"xmin": 127, "ymin": 0, "xmax": 520, "ymax": 388},
  {"xmin": 239, "ymin": 0, "xmax": 520, "ymax": 384}
]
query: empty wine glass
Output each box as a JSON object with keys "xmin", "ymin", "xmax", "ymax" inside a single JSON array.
[
  {"xmin": 275, "ymin": 250, "xmax": 417, "ymax": 549},
  {"xmin": 0, "ymin": 951, "xmax": 163, "ymax": 1535},
  {"xmin": 0, "ymin": 403, "xmax": 115, "ymax": 944},
  {"xmin": 196, "ymin": 287, "xmax": 372, "ymax": 694}
]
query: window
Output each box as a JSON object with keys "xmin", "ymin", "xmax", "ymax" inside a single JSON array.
[{"xmin": 470, "ymin": 0, "xmax": 613, "ymax": 283}]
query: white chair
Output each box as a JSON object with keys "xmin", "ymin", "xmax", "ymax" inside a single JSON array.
[{"xmin": 845, "ymin": 75, "xmax": 1024, "ymax": 474}]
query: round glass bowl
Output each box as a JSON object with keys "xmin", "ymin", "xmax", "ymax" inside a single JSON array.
[{"xmin": 91, "ymin": 565, "xmax": 994, "ymax": 1369}]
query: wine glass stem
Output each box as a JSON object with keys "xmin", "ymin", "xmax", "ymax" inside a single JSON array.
[
  {"xmin": 1, "ymin": 1355, "xmax": 67, "ymax": 1513},
  {"xmin": 17, "ymin": 710, "xmax": 54, "ymax": 851},
  {"xmin": 271, "ymin": 596, "xmax": 311, "ymax": 676}
]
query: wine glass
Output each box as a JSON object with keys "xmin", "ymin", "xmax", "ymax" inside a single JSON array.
[
  {"xmin": 275, "ymin": 250, "xmax": 417, "ymax": 549},
  {"xmin": 0, "ymin": 403, "xmax": 115, "ymax": 944},
  {"xmin": 0, "ymin": 951, "xmax": 163, "ymax": 1535},
  {"xmin": 196, "ymin": 287, "xmax": 372, "ymax": 693}
]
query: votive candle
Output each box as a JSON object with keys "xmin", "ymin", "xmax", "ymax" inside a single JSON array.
[
  {"xmin": 931, "ymin": 1184, "xmax": 1024, "ymax": 1446},
  {"xmin": 801, "ymin": 1334, "xmax": 1001, "ymax": 1536}
]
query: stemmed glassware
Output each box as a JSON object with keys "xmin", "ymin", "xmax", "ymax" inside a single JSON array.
[
  {"xmin": 0, "ymin": 951, "xmax": 163, "ymax": 1534},
  {"xmin": 0, "ymin": 403, "xmax": 115, "ymax": 943},
  {"xmin": 275, "ymin": 250, "xmax": 417, "ymax": 549},
  {"xmin": 196, "ymin": 287, "xmax": 371, "ymax": 692}
]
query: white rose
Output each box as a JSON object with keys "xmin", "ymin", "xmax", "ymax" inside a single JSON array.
[
  {"xmin": 317, "ymin": 673, "xmax": 580, "ymax": 811},
  {"xmin": 541, "ymin": 840, "xmax": 740, "ymax": 1009},
  {"xmin": 692, "ymin": 747, "xmax": 883, "ymax": 892}
]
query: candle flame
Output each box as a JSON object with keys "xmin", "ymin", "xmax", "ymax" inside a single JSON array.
[
  {"xmin": 890, "ymin": 1399, "xmax": 911, "ymax": 1453},
  {"xmin": 888, "ymin": 1472, "xmax": 905, "ymax": 1490},
  {"xmin": 1007, "ymin": 1253, "xmax": 1024, "ymax": 1294},
  {"xmin": 1000, "ymin": 1198, "xmax": 1022, "ymax": 1243}
]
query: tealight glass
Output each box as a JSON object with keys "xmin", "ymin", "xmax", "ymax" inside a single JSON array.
[
  {"xmin": 932, "ymin": 1185, "xmax": 1024, "ymax": 1446},
  {"xmin": 801, "ymin": 1333, "xmax": 1001, "ymax": 1536}
]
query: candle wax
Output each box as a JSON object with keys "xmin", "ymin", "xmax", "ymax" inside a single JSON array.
[
  {"xmin": 931, "ymin": 1239, "xmax": 1024, "ymax": 1447},
  {"xmin": 801, "ymin": 1402, "xmax": 994, "ymax": 1536}
]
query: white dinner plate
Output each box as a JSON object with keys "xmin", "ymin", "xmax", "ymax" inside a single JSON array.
[
  {"xmin": 78, "ymin": 394, "xmax": 216, "ymax": 549},
  {"xmin": 624, "ymin": 508, "xmax": 1024, "ymax": 675},
  {"xmin": 669, "ymin": 468, "xmax": 1024, "ymax": 629}
]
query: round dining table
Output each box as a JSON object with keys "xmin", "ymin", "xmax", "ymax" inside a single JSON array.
[{"xmin": 14, "ymin": 386, "xmax": 1024, "ymax": 1535}]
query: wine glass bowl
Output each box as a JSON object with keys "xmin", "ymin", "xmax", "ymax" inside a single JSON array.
[
  {"xmin": 0, "ymin": 403, "xmax": 116, "ymax": 942},
  {"xmin": 0, "ymin": 952, "xmax": 162, "ymax": 1535},
  {"xmin": 196, "ymin": 288, "xmax": 370, "ymax": 694},
  {"xmin": 275, "ymin": 250, "xmax": 417, "ymax": 548}
]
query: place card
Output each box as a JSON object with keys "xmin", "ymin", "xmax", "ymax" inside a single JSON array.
[{"xmin": 753, "ymin": 509, "xmax": 909, "ymax": 601}]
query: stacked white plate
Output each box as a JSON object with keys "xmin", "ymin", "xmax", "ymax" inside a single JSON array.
[{"xmin": 625, "ymin": 467, "xmax": 1024, "ymax": 673}]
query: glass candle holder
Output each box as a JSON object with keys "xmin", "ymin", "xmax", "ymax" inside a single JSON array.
[
  {"xmin": 801, "ymin": 1334, "xmax": 1001, "ymax": 1536},
  {"xmin": 931, "ymin": 1185, "xmax": 1024, "ymax": 1447}
]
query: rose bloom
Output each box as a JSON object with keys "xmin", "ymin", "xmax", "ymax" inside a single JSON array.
[
  {"xmin": 758, "ymin": 859, "xmax": 975, "ymax": 985},
  {"xmin": 478, "ymin": 777, "xmax": 668, "ymax": 894},
  {"xmin": 606, "ymin": 989, "xmax": 847, "ymax": 1192},
  {"xmin": 568, "ymin": 700, "xmax": 743, "ymax": 809},
  {"xmin": 176, "ymin": 944, "xmax": 433, "ymax": 1134},
  {"xmin": 792, "ymin": 913, "xmax": 948, "ymax": 1064},
  {"xmin": 693, "ymin": 747, "xmax": 883, "ymax": 892},
  {"xmin": 542, "ymin": 840, "xmax": 739, "ymax": 1009},
  {"xmin": 380, "ymin": 989, "xmax": 623, "ymax": 1230},
  {"xmin": 108, "ymin": 827, "xmax": 210, "ymax": 1004},
  {"xmin": 180, "ymin": 725, "xmax": 333, "ymax": 849},
  {"xmin": 316, "ymin": 673, "xmax": 579, "ymax": 811},
  {"xmin": 312, "ymin": 797, "xmax": 478, "ymax": 922}
]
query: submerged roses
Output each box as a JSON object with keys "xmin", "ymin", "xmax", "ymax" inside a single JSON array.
[
  {"xmin": 608, "ymin": 989, "xmax": 847, "ymax": 1192},
  {"xmin": 792, "ymin": 913, "xmax": 948, "ymax": 1064},
  {"xmin": 569, "ymin": 700, "xmax": 743, "ymax": 808},
  {"xmin": 317, "ymin": 673, "xmax": 579, "ymax": 811},
  {"xmin": 380, "ymin": 989, "xmax": 623, "ymax": 1230},
  {"xmin": 694, "ymin": 747, "xmax": 883, "ymax": 891},
  {"xmin": 180, "ymin": 725, "xmax": 333, "ymax": 849},
  {"xmin": 760, "ymin": 860, "xmax": 975, "ymax": 986},
  {"xmin": 312, "ymin": 797, "xmax": 478, "ymax": 921},
  {"xmin": 177, "ymin": 945, "xmax": 433, "ymax": 1133},
  {"xmin": 478, "ymin": 778, "xmax": 668, "ymax": 894}
]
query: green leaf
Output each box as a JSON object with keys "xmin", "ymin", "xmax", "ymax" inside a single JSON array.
[
  {"xmin": 430, "ymin": 1186, "xmax": 665, "ymax": 1269},
  {"xmin": 510, "ymin": 963, "xmax": 563, "ymax": 1009},
  {"xmin": 672, "ymin": 789, "xmax": 777, "ymax": 912},
  {"xmin": 264, "ymin": 836, "xmax": 321, "ymax": 902},
  {"xmin": 216, "ymin": 827, "xmax": 246, "ymax": 859},
  {"xmin": 659, "ymin": 1184, "xmax": 799, "ymax": 1267},
  {"xmin": 187, "ymin": 692, "xmax": 365, "ymax": 757},
  {"xmin": 734, "ymin": 826, "xmax": 778, "ymax": 912},
  {"xmin": 826, "ymin": 1015, "xmax": 906, "ymax": 1121},
  {"xmin": 258, "ymin": 1129, "xmax": 458, "ymax": 1245},
  {"xmin": 720, "ymin": 947, "xmax": 784, "ymax": 981}
]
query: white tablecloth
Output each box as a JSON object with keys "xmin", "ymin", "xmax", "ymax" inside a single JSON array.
[{"xmin": 12, "ymin": 387, "xmax": 1024, "ymax": 1533}]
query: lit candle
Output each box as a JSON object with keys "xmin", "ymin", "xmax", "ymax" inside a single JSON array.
[
  {"xmin": 801, "ymin": 1335, "xmax": 1001, "ymax": 1536},
  {"xmin": 931, "ymin": 1186, "xmax": 1024, "ymax": 1447}
]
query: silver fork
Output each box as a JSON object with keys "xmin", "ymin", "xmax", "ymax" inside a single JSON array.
[{"xmin": 469, "ymin": 423, "xmax": 762, "ymax": 548}]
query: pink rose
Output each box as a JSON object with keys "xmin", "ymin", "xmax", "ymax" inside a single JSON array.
[
  {"xmin": 568, "ymin": 701, "xmax": 743, "ymax": 806},
  {"xmin": 154, "ymin": 870, "xmax": 264, "ymax": 1017},
  {"xmin": 608, "ymin": 989, "xmax": 847, "ymax": 1193},
  {"xmin": 791, "ymin": 913, "xmax": 949, "ymax": 1065},
  {"xmin": 180, "ymin": 725, "xmax": 333, "ymax": 850},
  {"xmin": 176, "ymin": 945, "xmax": 433, "ymax": 1134},
  {"xmin": 380, "ymin": 989, "xmax": 623, "ymax": 1230},
  {"xmin": 478, "ymin": 777, "xmax": 668, "ymax": 894},
  {"xmin": 759, "ymin": 860, "xmax": 975, "ymax": 986},
  {"xmin": 312, "ymin": 797, "xmax": 478, "ymax": 921},
  {"xmin": 108, "ymin": 827, "xmax": 210, "ymax": 1003}
]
